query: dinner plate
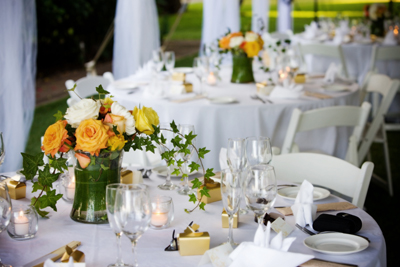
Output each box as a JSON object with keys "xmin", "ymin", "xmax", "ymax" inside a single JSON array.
[
  {"xmin": 277, "ymin": 186, "xmax": 330, "ymax": 201},
  {"xmin": 304, "ymin": 233, "xmax": 369, "ymax": 255},
  {"xmin": 152, "ymin": 166, "xmax": 200, "ymax": 177},
  {"xmin": 208, "ymin": 97, "xmax": 238, "ymax": 104},
  {"xmin": 173, "ymin": 67, "xmax": 193, "ymax": 74},
  {"xmin": 322, "ymin": 84, "xmax": 350, "ymax": 92}
]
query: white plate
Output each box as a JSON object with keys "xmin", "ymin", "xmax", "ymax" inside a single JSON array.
[
  {"xmin": 278, "ymin": 186, "xmax": 330, "ymax": 201},
  {"xmin": 173, "ymin": 67, "xmax": 193, "ymax": 74},
  {"xmin": 152, "ymin": 166, "xmax": 200, "ymax": 177},
  {"xmin": 322, "ymin": 84, "xmax": 350, "ymax": 92},
  {"xmin": 112, "ymin": 80, "xmax": 147, "ymax": 90},
  {"xmin": 208, "ymin": 97, "xmax": 238, "ymax": 104},
  {"xmin": 304, "ymin": 233, "xmax": 369, "ymax": 255}
]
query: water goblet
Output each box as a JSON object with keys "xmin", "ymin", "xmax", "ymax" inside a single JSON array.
[
  {"xmin": 156, "ymin": 123, "xmax": 176, "ymax": 190},
  {"xmin": 193, "ymin": 57, "xmax": 209, "ymax": 95},
  {"xmin": 114, "ymin": 184, "xmax": 152, "ymax": 267},
  {"xmin": 177, "ymin": 124, "xmax": 195, "ymax": 195},
  {"xmin": 245, "ymin": 136, "xmax": 272, "ymax": 167},
  {"xmin": 0, "ymin": 195, "xmax": 11, "ymax": 234},
  {"xmin": 163, "ymin": 51, "xmax": 175, "ymax": 75},
  {"xmin": 152, "ymin": 49, "xmax": 164, "ymax": 80},
  {"xmin": 0, "ymin": 132, "xmax": 5, "ymax": 166}
]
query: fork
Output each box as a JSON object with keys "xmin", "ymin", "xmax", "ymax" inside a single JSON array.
[{"xmin": 250, "ymin": 94, "xmax": 266, "ymax": 103}]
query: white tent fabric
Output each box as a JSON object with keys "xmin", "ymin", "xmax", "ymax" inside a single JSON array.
[
  {"xmin": 252, "ymin": 0, "xmax": 270, "ymax": 34},
  {"xmin": 113, "ymin": 0, "xmax": 160, "ymax": 80},
  {"xmin": 277, "ymin": 0, "xmax": 293, "ymax": 32},
  {"xmin": 0, "ymin": 0, "xmax": 37, "ymax": 172},
  {"xmin": 201, "ymin": 0, "xmax": 240, "ymax": 51}
]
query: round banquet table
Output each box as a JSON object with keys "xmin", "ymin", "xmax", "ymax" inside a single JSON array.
[
  {"xmin": 108, "ymin": 67, "xmax": 360, "ymax": 171},
  {"xmin": 0, "ymin": 170, "xmax": 386, "ymax": 267}
]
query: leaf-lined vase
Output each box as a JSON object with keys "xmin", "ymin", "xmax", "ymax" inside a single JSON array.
[
  {"xmin": 231, "ymin": 53, "xmax": 255, "ymax": 84},
  {"xmin": 70, "ymin": 150, "xmax": 123, "ymax": 224}
]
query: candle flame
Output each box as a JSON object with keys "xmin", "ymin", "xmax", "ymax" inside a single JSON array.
[
  {"xmin": 394, "ymin": 28, "xmax": 399, "ymax": 35},
  {"xmin": 19, "ymin": 211, "xmax": 24, "ymax": 216}
]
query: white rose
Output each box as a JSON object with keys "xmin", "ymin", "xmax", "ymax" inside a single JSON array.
[
  {"xmin": 64, "ymin": 99, "xmax": 101, "ymax": 128},
  {"xmin": 111, "ymin": 102, "xmax": 136, "ymax": 135},
  {"xmin": 245, "ymin": 32, "xmax": 258, "ymax": 42},
  {"xmin": 229, "ymin": 36, "xmax": 244, "ymax": 48},
  {"xmin": 369, "ymin": 4, "xmax": 378, "ymax": 21}
]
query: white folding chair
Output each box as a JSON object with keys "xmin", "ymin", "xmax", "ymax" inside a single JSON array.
[
  {"xmin": 281, "ymin": 102, "xmax": 371, "ymax": 166},
  {"xmin": 358, "ymin": 72, "xmax": 400, "ymax": 196},
  {"xmin": 298, "ymin": 43, "xmax": 349, "ymax": 78},
  {"xmin": 271, "ymin": 153, "xmax": 374, "ymax": 208}
]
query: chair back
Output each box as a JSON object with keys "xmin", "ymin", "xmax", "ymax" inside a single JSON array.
[
  {"xmin": 370, "ymin": 45, "xmax": 400, "ymax": 72},
  {"xmin": 271, "ymin": 153, "xmax": 374, "ymax": 208},
  {"xmin": 298, "ymin": 43, "xmax": 349, "ymax": 78},
  {"xmin": 65, "ymin": 75, "xmax": 111, "ymax": 101},
  {"xmin": 281, "ymin": 102, "xmax": 371, "ymax": 165}
]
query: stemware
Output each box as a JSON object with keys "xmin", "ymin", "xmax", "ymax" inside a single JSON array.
[
  {"xmin": 152, "ymin": 49, "xmax": 164, "ymax": 80},
  {"xmin": 106, "ymin": 184, "xmax": 133, "ymax": 267},
  {"xmin": 156, "ymin": 123, "xmax": 176, "ymax": 190},
  {"xmin": 0, "ymin": 195, "xmax": 11, "ymax": 234},
  {"xmin": 114, "ymin": 185, "xmax": 151, "ymax": 267},
  {"xmin": 220, "ymin": 168, "xmax": 242, "ymax": 247},
  {"xmin": 0, "ymin": 132, "xmax": 5, "ymax": 166},
  {"xmin": 163, "ymin": 51, "xmax": 175, "ymax": 75},
  {"xmin": 245, "ymin": 136, "xmax": 272, "ymax": 167},
  {"xmin": 193, "ymin": 57, "xmax": 209, "ymax": 95},
  {"xmin": 177, "ymin": 124, "xmax": 195, "ymax": 195},
  {"xmin": 244, "ymin": 165, "xmax": 277, "ymax": 226}
]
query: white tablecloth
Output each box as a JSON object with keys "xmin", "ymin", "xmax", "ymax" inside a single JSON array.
[
  {"xmin": 0, "ymin": 171, "xmax": 386, "ymax": 267},
  {"xmin": 108, "ymin": 68, "xmax": 359, "ymax": 170}
]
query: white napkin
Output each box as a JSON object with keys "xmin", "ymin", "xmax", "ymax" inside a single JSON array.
[
  {"xmin": 323, "ymin": 63, "xmax": 353, "ymax": 85},
  {"xmin": 229, "ymin": 222, "xmax": 314, "ymax": 267},
  {"xmin": 44, "ymin": 257, "xmax": 85, "ymax": 267},
  {"xmin": 112, "ymin": 61, "xmax": 153, "ymax": 90},
  {"xmin": 169, "ymin": 81, "xmax": 185, "ymax": 95},
  {"xmin": 290, "ymin": 180, "xmax": 317, "ymax": 228},
  {"xmin": 303, "ymin": 21, "xmax": 319, "ymax": 40},
  {"xmin": 383, "ymin": 31, "xmax": 398, "ymax": 45},
  {"xmin": 219, "ymin": 148, "xmax": 228, "ymax": 170},
  {"xmin": 269, "ymin": 83, "xmax": 304, "ymax": 99}
]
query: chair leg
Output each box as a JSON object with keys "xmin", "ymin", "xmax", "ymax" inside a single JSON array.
[{"xmin": 382, "ymin": 130, "xmax": 394, "ymax": 196}]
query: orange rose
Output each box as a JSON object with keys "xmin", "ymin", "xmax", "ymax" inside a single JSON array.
[
  {"xmin": 74, "ymin": 119, "xmax": 110, "ymax": 156},
  {"xmin": 41, "ymin": 120, "xmax": 70, "ymax": 157},
  {"xmin": 243, "ymin": 41, "xmax": 262, "ymax": 57},
  {"xmin": 219, "ymin": 36, "xmax": 231, "ymax": 49}
]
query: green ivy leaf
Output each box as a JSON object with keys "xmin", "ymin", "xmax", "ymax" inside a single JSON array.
[
  {"xmin": 31, "ymin": 197, "xmax": 49, "ymax": 218},
  {"xmin": 90, "ymin": 156, "xmax": 96, "ymax": 166},
  {"xmin": 38, "ymin": 165, "xmax": 59, "ymax": 187},
  {"xmin": 189, "ymin": 193, "xmax": 197, "ymax": 204},
  {"xmin": 67, "ymin": 84, "xmax": 77, "ymax": 92},
  {"xmin": 199, "ymin": 202, "xmax": 206, "ymax": 211},
  {"xmin": 198, "ymin": 147, "xmax": 210, "ymax": 159},
  {"xmin": 100, "ymin": 164, "xmax": 109, "ymax": 170},
  {"xmin": 112, "ymin": 125, "xmax": 120, "ymax": 135},
  {"xmin": 65, "ymin": 124, "xmax": 76, "ymax": 137},
  {"xmin": 176, "ymin": 159, "xmax": 184, "ymax": 167},
  {"xmin": 171, "ymin": 168, "xmax": 180, "ymax": 176},
  {"xmin": 49, "ymin": 157, "xmax": 67, "ymax": 173},
  {"xmin": 160, "ymin": 134, "xmax": 166, "ymax": 145},
  {"xmin": 53, "ymin": 110, "xmax": 63, "ymax": 122},
  {"xmin": 170, "ymin": 120, "xmax": 179, "ymax": 133},
  {"xmin": 182, "ymin": 173, "xmax": 188, "ymax": 179},
  {"xmin": 21, "ymin": 152, "xmax": 45, "ymax": 181},
  {"xmin": 200, "ymin": 187, "xmax": 211, "ymax": 198},
  {"xmin": 188, "ymin": 162, "xmax": 200, "ymax": 172},
  {"xmin": 32, "ymin": 183, "xmax": 44, "ymax": 193},
  {"xmin": 184, "ymin": 132, "xmax": 196, "ymax": 145},
  {"xmin": 96, "ymin": 84, "xmax": 110, "ymax": 95},
  {"xmin": 38, "ymin": 189, "xmax": 62, "ymax": 211},
  {"xmin": 191, "ymin": 178, "xmax": 202, "ymax": 189}
]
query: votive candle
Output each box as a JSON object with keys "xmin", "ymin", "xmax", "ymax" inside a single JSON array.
[
  {"xmin": 151, "ymin": 210, "xmax": 168, "ymax": 227},
  {"xmin": 14, "ymin": 211, "xmax": 29, "ymax": 235}
]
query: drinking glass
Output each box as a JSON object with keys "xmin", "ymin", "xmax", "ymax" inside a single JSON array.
[
  {"xmin": 244, "ymin": 165, "xmax": 277, "ymax": 226},
  {"xmin": 114, "ymin": 185, "xmax": 151, "ymax": 267},
  {"xmin": 0, "ymin": 195, "xmax": 11, "ymax": 234},
  {"xmin": 157, "ymin": 123, "xmax": 176, "ymax": 190},
  {"xmin": 164, "ymin": 51, "xmax": 175, "ymax": 75},
  {"xmin": 193, "ymin": 57, "xmax": 209, "ymax": 95},
  {"xmin": 152, "ymin": 49, "xmax": 164, "ymax": 80},
  {"xmin": 177, "ymin": 124, "xmax": 195, "ymax": 195},
  {"xmin": 106, "ymin": 184, "xmax": 133, "ymax": 267},
  {"xmin": 220, "ymin": 168, "xmax": 242, "ymax": 247},
  {"xmin": 0, "ymin": 132, "xmax": 5, "ymax": 167},
  {"xmin": 245, "ymin": 136, "xmax": 272, "ymax": 167}
]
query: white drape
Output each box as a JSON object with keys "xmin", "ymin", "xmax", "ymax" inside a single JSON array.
[
  {"xmin": 113, "ymin": 0, "xmax": 160, "ymax": 80},
  {"xmin": 0, "ymin": 0, "xmax": 37, "ymax": 172},
  {"xmin": 252, "ymin": 0, "xmax": 270, "ymax": 34},
  {"xmin": 277, "ymin": 0, "xmax": 293, "ymax": 32},
  {"xmin": 201, "ymin": 0, "xmax": 240, "ymax": 51}
]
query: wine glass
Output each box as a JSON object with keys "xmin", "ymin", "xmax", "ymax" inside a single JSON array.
[
  {"xmin": 220, "ymin": 168, "xmax": 242, "ymax": 247},
  {"xmin": 245, "ymin": 136, "xmax": 272, "ymax": 167},
  {"xmin": 0, "ymin": 180, "xmax": 12, "ymax": 234},
  {"xmin": 193, "ymin": 57, "xmax": 209, "ymax": 95},
  {"xmin": 0, "ymin": 132, "xmax": 5, "ymax": 166},
  {"xmin": 244, "ymin": 165, "xmax": 277, "ymax": 226},
  {"xmin": 157, "ymin": 123, "xmax": 176, "ymax": 190},
  {"xmin": 106, "ymin": 184, "xmax": 133, "ymax": 267},
  {"xmin": 163, "ymin": 51, "xmax": 175, "ymax": 75},
  {"xmin": 114, "ymin": 184, "xmax": 151, "ymax": 267},
  {"xmin": 177, "ymin": 124, "xmax": 196, "ymax": 195},
  {"xmin": 152, "ymin": 49, "xmax": 164, "ymax": 80}
]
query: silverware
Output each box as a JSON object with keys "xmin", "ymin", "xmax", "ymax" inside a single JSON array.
[
  {"xmin": 250, "ymin": 94, "xmax": 265, "ymax": 103},
  {"xmin": 138, "ymin": 168, "xmax": 150, "ymax": 178},
  {"xmin": 296, "ymin": 223, "xmax": 316, "ymax": 235}
]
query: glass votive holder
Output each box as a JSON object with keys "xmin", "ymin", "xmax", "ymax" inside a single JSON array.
[
  {"xmin": 7, "ymin": 204, "xmax": 38, "ymax": 240},
  {"xmin": 59, "ymin": 171, "xmax": 75, "ymax": 203},
  {"xmin": 150, "ymin": 196, "xmax": 174, "ymax": 229}
]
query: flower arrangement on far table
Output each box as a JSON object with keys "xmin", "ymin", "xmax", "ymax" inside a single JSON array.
[
  {"xmin": 21, "ymin": 85, "xmax": 214, "ymax": 223},
  {"xmin": 218, "ymin": 31, "xmax": 264, "ymax": 83},
  {"xmin": 364, "ymin": 3, "xmax": 388, "ymax": 37}
]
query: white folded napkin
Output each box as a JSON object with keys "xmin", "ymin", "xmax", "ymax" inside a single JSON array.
[
  {"xmin": 383, "ymin": 31, "xmax": 398, "ymax": 45},
  {"xmin": 291, "ymin": 180, "xmax": 317, "ymax": 228},
  {"xmin": 229, "ymin": 222, "xmax": 314, "ymax": 267},
  {"xmin": 324, "ymin": 62, "xmax": 354, "ymax": 85},
  {"xmin": 269, "ymin": 83, "xmax": 304, "ymax": 99},
  {"xmin": 219, "ymin": 148, "xmax": 228, "ymax": 170},
  {"xmin": 169, "ymin": 81, "xmax": 185, "ymax": 95},
  {"xmin": 303, "ymin": 21, "xmax": 319, "ymax": 40},
  {"xmin": 44, "ymin": 257, "xmax": 85, "ymax": 267}
]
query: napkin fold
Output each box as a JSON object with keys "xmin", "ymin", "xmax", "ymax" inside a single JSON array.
[
  {"xmin": 303, "ymin": 21, "xmax": 319, "ymax": 40},
  {"xmin": 291, "ymin": 180, "xmax": 317, "ymax": 228},
  {"xmin": 383, "ymin": 31, "xmax": 398, "ymax": 45},
  {"xmin": 324, "ymin": 63, "xmax": 353, "ymax": 85},
  {"xmin": 229, "ymin": 222, "xmax": 314, "ymax": 267},
  {"xmin": 219, "ymin": 148, "xmax": 228, "ymax": 170},
  {"xmin": 276, "ymin": 202, "xmax": 357, "ymax": 216},
  {"xmin": 333, "ymin": 21, "xmax": 351, "ymax": 44},
  {"xmin": 44, "ymin": 257, "xmax": 77, "ymax": 267},
  {"xmin": 270, "ymin": 83, "xmax": 304, "ymax": 99}
]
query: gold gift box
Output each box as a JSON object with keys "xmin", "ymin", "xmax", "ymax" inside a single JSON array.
[
  {"xmin": 0, "ymin": 177, "xmax": 26, "ymax": 200},
  {"xmin": 172, "ymin": 72, "xmax": 186, "ymax": 81},
  {"xmin": 197, "ymin": 180, "xmax": 221, "ymax": 204},
  {"xmin": 222, "ymin": 209, "xmax": 239, "ymax": 228},
  {"xmin": 294, "ymin": 74, "xmax": 306, "ymax": 84},
  {"xmin": 120, "ymin": 169, "xmax": 133, "ymax": 184},
  {"xmin": 178, "ymin": 223, "xmax": 210, "ymax": 256},
  {"xmin": 184, "ymin": 82, "xmax": 193, "ymax": 93}
]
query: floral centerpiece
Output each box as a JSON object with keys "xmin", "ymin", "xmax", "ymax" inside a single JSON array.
[
  {"xmin": 21, "ymin": 85, "xmax": 214, "ymax": 223},
  {"xmin": 364, "ymin": 3, "xmax": 387, "ymax": 37},
  {"xmin": 219, "ymin": 31, "xmax": 264, "ymax": 83}
]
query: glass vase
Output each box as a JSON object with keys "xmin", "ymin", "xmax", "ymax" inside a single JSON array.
[
  {"xmin": 231, "ymin": 53, "xmax": 255, "ymax": 83},
  {"xmin": 70, "ymin": 150, "xmax": 123, "ymax": 224},
  {"xmin": 371, "ymin": 19, "xmax": 385, "ymax": 37}
]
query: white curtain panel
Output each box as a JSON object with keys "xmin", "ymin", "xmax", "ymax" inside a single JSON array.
[
  {"xmin": 113, "ymin": 0, "xmax": 160, "ymax": 80},
  {"xmin": 0, "ymin": 0, "xmax": 37, "ymax": 172},
  {"xmin": 201, "ymin": 0, "xmax": 240, "ymax": 51},
  {"xmin": 277, "ymin": 0, "xmax": 293, "ymax": 33},
  {"xmin": 252, "ymin": 0, "xmax": 270, "ymax": 34}
]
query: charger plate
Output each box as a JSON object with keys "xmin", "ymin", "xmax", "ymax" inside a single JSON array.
[
  {"xmin": 277, "ymin": 186, "xmax": 330, "ymax": 201},
  {"xmin": 304, "ymin": 233, "xmax": 369, "ymax": 255}
]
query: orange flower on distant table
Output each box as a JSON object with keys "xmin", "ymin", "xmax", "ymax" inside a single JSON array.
[
  {"xmin": 42, "ymin": 120, "xmax": 70, "ymax": 157},
  {"xmin": 75, "ymin": 119, "xmax": 110, "ymax": 156}
]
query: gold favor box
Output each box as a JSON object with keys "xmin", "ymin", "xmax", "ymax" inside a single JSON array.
[
  {"xmin": 184, "ymin": 82, "xmax": 193, "ymax": 93},
  {"xmin": 294, "ymin": 74, "xmax": 306, "ymax": 84},
  {"xmin": 197, "ymin": 181, "xmax": 221, "ymax": 204},
  {"xmin": 222, "ymin": 209, "xmax": 239, "ymax": 228},
  {"xmin": 172, "ymin": 72, "xmax": 186, "ymax": 81},
  {"xmin": 120, "ymin": 169, "xmax": 133, "ymax": 184},
  {"xmin": 178, "ymin": 223, "xmax": 210, "ymax": 256},
  {"xmin": 0, "ymin": 177, "xmax": 26, "ymax": 200}
]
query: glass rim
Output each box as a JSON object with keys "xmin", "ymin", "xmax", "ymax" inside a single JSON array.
[
  {"xmin": 106, "ymin": 183, "xmax": 126, "ymax": 189},
  {"xmin": 245, "ymin": 136, "xmax": 271, "ymax": 141},
  {"xmin": 228, "ymin": 137, "xmax": 245, "ymax": 142},
  {"xmin": 151, "ymin": 195, "xmax": 172, "ymax": 203}
]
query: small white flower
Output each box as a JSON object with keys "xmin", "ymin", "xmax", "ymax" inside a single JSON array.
[
  {"xmin": 111, "ymin": 102, "xmax": 136, "ymax": 135},
  {"xmin": 64, "ymin": 99, "xmax": 101, "ymax": 128},
  {"xmin": 369, "ymin": 4, "xmax": 378, "ymax": 21},
  {"xmin": 245, "ymin": 32, "xmax": 258, "ymax": 42},
  {"xmin": 229, "ymin": 36, "xmax": 244, "ymax": 48}
]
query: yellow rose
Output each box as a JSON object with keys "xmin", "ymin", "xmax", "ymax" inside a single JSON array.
[
  {"xmin": 74, "ymin": 119, "xmax": 110, "ymax": 156},
  {"xmin": 132, "ymin": 106, "xmax": 159, "ymax": 135},
  {"xmin": 243, "ymin": 41, "xmax": 261, "ymax": 57},
  {"xmin": 42, "ymin": 120, "xmax": 69, "ymax": 157},
  {"xmin": 107, "ymin": 134, "xmax": 127, "ymax": 151}
]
